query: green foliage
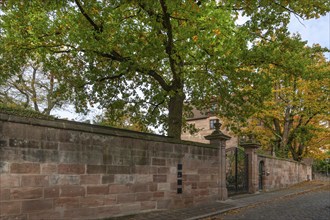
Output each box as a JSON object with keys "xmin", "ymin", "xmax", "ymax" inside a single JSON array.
[
  {"xmin": 1, "ymin": 0, "xmax": 329, "ymax": 138},
  {"xmin": 232, "ymin": 35, "xmax": 330, "ymax": 161},
  {"xmin": 313, "ymin": 151, "xmax": 330, "ymax": 175},
  {"xmin": 0, "ymin": 103, "xmax": 56, "ymax": 120}
]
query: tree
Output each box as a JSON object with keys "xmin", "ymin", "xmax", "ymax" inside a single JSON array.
[
  {"xmin": 0, "ymin": 60, "xmax": 71, "ymax": 115},
  {"xmin": 1, "ymin": 0, "xmax": 329, "ymax": 138},
  {"xmin": 235, "ymin": 36, "xmax": 330, "ymax": 161}
]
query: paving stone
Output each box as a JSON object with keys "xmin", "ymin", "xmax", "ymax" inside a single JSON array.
[{"xmin": 106, "ymin": 181, "xmax": 329, "ymax": 220}]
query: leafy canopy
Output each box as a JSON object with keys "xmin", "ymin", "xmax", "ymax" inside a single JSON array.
[{"xmin": 1, "ymin": 0, "xmax": 329, "ymax": 138}]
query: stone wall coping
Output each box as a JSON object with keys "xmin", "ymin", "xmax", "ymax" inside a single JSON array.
[
  {"xmin": 257, "ymin": 154, "xmax": 308, "ymax": 166},
  {"xmin": 0, "ymin": 113, "xmax": 217, "ymax": 149}
]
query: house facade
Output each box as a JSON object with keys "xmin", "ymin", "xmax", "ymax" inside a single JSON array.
[{"xmin": 181, "ymin": 108, "xmax": 238, "ymax": 148}]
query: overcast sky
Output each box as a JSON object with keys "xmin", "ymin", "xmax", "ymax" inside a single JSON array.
[{"xmin": 289, "ymin": 12, "xmax": 330, "ymax": 59}]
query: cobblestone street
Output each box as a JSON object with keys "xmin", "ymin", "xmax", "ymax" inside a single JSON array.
[
  {"xmin": 207, "ymin": 185, "xmax": 330, "ymax": 220},
  {"xmin": 107, "ymin": 181, "xmax": 329, "ymax": 220}
]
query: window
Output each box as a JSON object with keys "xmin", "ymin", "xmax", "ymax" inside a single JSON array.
[{"xmin": 210, "ymin": 119, "xmax": 217, "ymax": 129}]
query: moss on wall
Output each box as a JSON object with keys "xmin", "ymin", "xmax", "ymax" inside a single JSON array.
[{"xmin": 0, "ymin": 104, "xmax": 55, "ymax": 120}]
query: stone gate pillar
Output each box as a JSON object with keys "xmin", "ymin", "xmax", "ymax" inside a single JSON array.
[
  {"xmin": 241, "ymin": 137, "xmax": 260, "ymax": 193},
  {"xmin": 205, "ymin": 119, "xmax": 230, "ymax": 201}
]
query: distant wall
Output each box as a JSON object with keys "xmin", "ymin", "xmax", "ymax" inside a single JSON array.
[
  {"xmin": 258, "ymin": 155, "xmax": 312, "ymax": 191},
  {"xmin": 0, "ymin": 113, "xmax": 220, "ymax": 220}
]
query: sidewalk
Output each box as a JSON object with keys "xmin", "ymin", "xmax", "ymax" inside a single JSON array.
[{"xmin": 107, "ymin": 181, "xmax": 329, "ymax": 220}]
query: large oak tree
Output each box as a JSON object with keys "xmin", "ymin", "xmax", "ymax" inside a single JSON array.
[
  {"xmin": 1, "ymin": 0, "xmax": 329, "ymax": 138},
  {"xmin": 235, "ymin": 36, "xmax": 329, "ymax": 161}
]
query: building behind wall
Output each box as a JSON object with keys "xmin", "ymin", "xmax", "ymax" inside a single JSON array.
[{"xmin": 181, "ymin": 108, "xmax": 238, "ymax": 148}]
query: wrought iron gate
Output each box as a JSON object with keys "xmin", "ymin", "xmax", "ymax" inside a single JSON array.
[{"xmin": 226, "ymin": 147, "xmax": 248, "ymax": 195}]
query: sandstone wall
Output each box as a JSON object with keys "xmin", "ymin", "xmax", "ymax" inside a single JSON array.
[
  {"xmin": 258, "ymin": 155, "xmax": 312, "ymax": 191},
  {"xmin": 0, "ymin": 113, "xmax": 219, "ymax": 219}
]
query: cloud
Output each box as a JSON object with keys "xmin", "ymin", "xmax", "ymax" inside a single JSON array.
[{"xmin": 289, "ymin": 13, "xmax": 330, "ymax": 59}]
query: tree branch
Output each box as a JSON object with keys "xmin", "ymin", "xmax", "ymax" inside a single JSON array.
[
  {"xmin": 273, "ymin": 2, "xmax": 304, "ymax": 20},
  {"xmin": 159, "ymin": 0, "xmax": 178, "ymax": 82},
  {"xmin": 74, "ymin": 0, "xmax": 103, "ymax": 33},
  {"xmin": 135, "ymin": 68, "xmax": 171, "ymax": 92}
]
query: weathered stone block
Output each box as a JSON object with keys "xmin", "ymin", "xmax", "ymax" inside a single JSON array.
[
  {"xmin": 0, "ymin": 175, "xmax": 20, "ymax": 188},
  {"xmin": 119, "ymin": 202, "xmax": 141, "ymax": 214},
  {"xmin": 117, "ymin": 193, "xmax": 135, "ymax": 203},
  {"xmin": 59, "ymin": 142, "xmax": 82, "ymax": 151},
  {"xmin": 80, "ymin": 196, "xmax": 104, "ymax": 207},
  {"xmin": 87, "ymin": 185, "xmax": 109, "ymax": 195},
  {"xmin": 54, "ymin": 197, "xmax": 79, "ymax": 209},
  {"xmin": 49, "ymin": 175, "xmax": 80, "ymax": 185},
  {"xmin": 10, "ymin": 163, "xmax": 40, "ymax": 174},
  {"xmin": 82, "ymin": 152, "xmax": 103, "ymax": 165},
  {"xmin": 28, "ymin": 211, "xmax": 61, "ymax": 220},
  {"xmin": 0, "ymin": 139, "xmax": 7, "ymax": 148},
  {"xmin": 11, "ymin": 188, "xmax": 43, "ymax": 200},
  {"xmin": 133, "ymin": 157, "xmax": 149, "ymax": 165},
  {"xmin": 158, "ymin": 167, "xmax": 170, "ymax": 174},
  {"xmin": 107, "ymin": 165, "xmax": 131, "ymax": 174},
  {"xmin": 9, "ymin": 139, "xmax": 40, "ymax": 149},
  {"xmin": 186, "ymin": 174, "xmax": 200, "ymax": 182},
  {"xmin": 58, "ymin": 164, "xmax": 85, "ymax": 174},
  {"xmin": 152, "ymin": 142, "xmax": 173, "ymax": 153},
  {"xmin": 59, "ymin": 151, "xmax": 83, "ymax": 164},
  {"xmin": 58, "ymin": 130, "xmax": 73, "ymax": 143},
  {"xmin": 153, "ymin": 191, "xmax": 164, "ymax": 198},
  {"xmin": 22, "ymin": 149, "xmax": 59, "ymax": 163},
  {"xmin": 0, "ymin": 214, "xmax": 27, "ymax": 220},
  {"xmin": 102, "ymin": 175, "xmax": 115, "ymax": 184},
  {"xmin": 0, "ymin": 162, "xmax": 9, "ymax": 174},
  {"xmin": 41, "ymin": 128, "xmax": 58, "ymax": 142},
  {"xmin": 104, "ymin": 195, "xmax": 117, "ymax": 205},
  {"xmin": 148, "ymin": 183, "xmax": 158, "ymax": 192},
  {"xmin": 103, "ymin": 153, "xmax": 113, "ymax": 165},
  {"xmin": 152, "ymin": 158, "xmax": 166, "ymax": 166},
  {"xmin": 60, "ymin": 185, "xmax": 85, "ymax": 197},
  {"xmin": 0, "ymin": 201, "xmax": 21, "ymax": 216},
  {"xmin": 153, "ymin": 175, "xmax": 167, "ymax": 183},
  {"xmin": 109, "ymin": 184, "xmax": 131, "ymax": 194},
  {"xmin": 132, "ymin": 166, "xmax": 150, "ymax": 174},
  {"xmin": 63, "ymin": 207, "xmax": 96, "ymax": 219},
  {"xmin": 16, "ymin": 149, "xmax": 58, "ymax": 163},
  {"xmin": 80, "ymin": 175, "xmax": 101, "ymax": 185},
  {"xmin": 135, "ymin": 174, "xmax": 153, "ymax": 183},
  {"xmin": 131, "ymin": 183, "xmax": 148, "ymax": 193},
  {"xmin": 141, "ymin": 201, "xmax": 156, "ymax": 210},
  {"xmin": 0, "ymin": 189, "xmax": 10, "ymax": 201},
  {"xmin": 157, "ymin": 183, "xmax": 171, "ymax": 191},
  {"xmin": 44, "ymin": 186, "xmax": 59, "ymax": 198},
  {"xmin": 22, "ymin": 199, "xmax": 53, "ymax": 213},
  {"xmin": 40, "ymin": 141, "xmax": 58, "ymax": 150},
  {"xmin": 156, "ymin": 199, "xmax": 172, "ymax": 209},
  {"xmin": 87, "ymin": 165, "xmax": 106, "ymax": 174},
  {"xmin": 41, "ymin": 163, "xmax": 57, "ymax": 174},
  {"xmin": 114, "ymin": 174, "xmax": 135, "ymax": 184},
  {"xmin": 135, "ymin": 192, "xmax": 153, "ymax": 201},
  {"xmin": 21, "ymin": 175, "xmax": 49, "ymax": 187},
  {"xmin": 190, "ymin": 146, "xmax": 203, "ymax": 155}
]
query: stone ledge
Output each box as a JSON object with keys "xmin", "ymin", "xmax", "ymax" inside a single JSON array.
[
  {"xmin": 0, "ymin": 113, "xmax": 216, "ymax": 149},
  {"xmin": 257, "ymin": 154, "xmax": 308, "ymax": 165}
]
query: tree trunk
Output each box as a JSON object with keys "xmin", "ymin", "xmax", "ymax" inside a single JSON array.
[
  {"xmin": 281, "ymin": 106, "xmax": 293, "ymax": 150},
  {"xmin": 167, "ymin": 91, "xmax": 185, "ymax": 139}
]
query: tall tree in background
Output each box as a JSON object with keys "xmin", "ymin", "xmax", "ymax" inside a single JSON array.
[
  {"xmin": 0, "ymin": 0, "xmax": 329, "ymax": 138},
  {"xmin": 236, "ymin": 36, "xmax": 330, "ymax": 161},
  {"xmin": 0, "ymin": 60, "xmax": 71, "ymax": 115}
]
